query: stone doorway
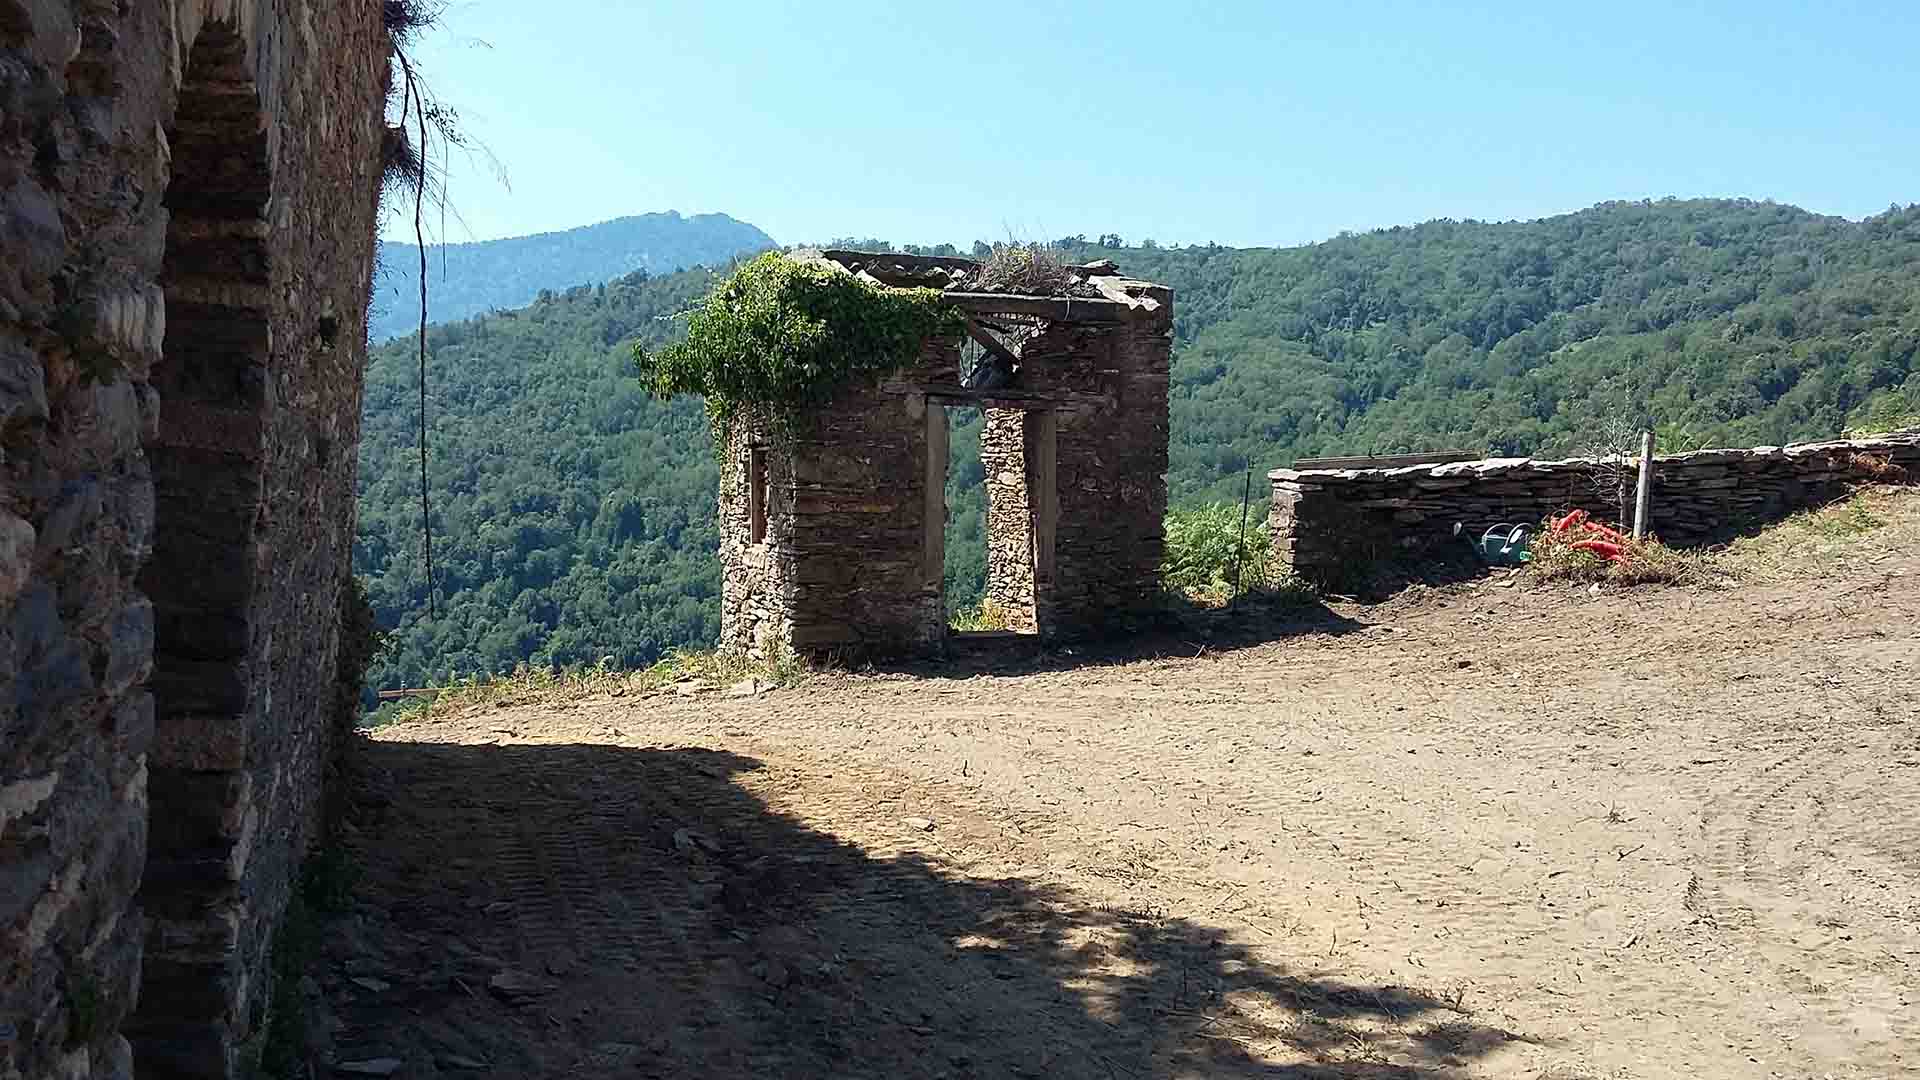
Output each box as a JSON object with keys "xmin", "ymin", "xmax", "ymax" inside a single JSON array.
[{"xmin": 928, "ymin": 399, "xmax": 1054, "ymax": 640}]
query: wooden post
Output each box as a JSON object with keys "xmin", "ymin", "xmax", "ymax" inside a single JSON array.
[
  {"xmin": 1632, "ymin": 429, "xmax": 1655, "ymax": 540},
  {"xmin": 1230, "ymin": 466, "xmax": 1253, "ymax": 611}
]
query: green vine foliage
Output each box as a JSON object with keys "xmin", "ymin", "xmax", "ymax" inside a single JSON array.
[{"xmin": 633, "ymin": 252, "xmax": 964, "ymax": 448}]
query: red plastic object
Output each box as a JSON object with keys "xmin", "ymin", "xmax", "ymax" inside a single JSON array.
[{"xmin": 1570, "ymin": 539, "xmax": 1625, "ymax": 560}]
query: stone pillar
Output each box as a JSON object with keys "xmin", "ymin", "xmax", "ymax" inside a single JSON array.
[{"xmin": 980, "ymin": 409, "xmax": 1037, "ymax": 632}]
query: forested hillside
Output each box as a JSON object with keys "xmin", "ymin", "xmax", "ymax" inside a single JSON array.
[
  {"xmin": 1052, "ymin": 199, "xmax": 1920, "ymax": 500},
  {"xmin": 358, "ymin": 270, "xmax": 725, "ymax": 687},
  {"xmin": 358, "ymin": 199, "xmax": 1920, "ymax": 689},
  {"xmin": 370, "ymin": 211, "xmax": 773, "ymax": 341}
]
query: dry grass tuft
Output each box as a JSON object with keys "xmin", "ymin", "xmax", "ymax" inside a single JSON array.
[
  {"xmin": 383, "ymin": 0, "xmax": 446, "ymax": 40},
  {"xmin": 379, "ymin": 123, "xmax": 423, "ymax": 191},
  {"xmin": 974, "ymin": 242, "xmax": 1086, "ymax": 297},
  {"xmin": 1849, "ymin": 450, "xmax": 1910, "ymax": 484},
  {"xmin": 366, "ymin": 646, "xmax": 812, "ymax": 727},
  {"xmin": 1526, "ymin": 518, "xmax": 1713, "ymax": 586},
  {"xmin": 949, "ymin": 597, "xmax": 1014, "ymax": 632},
  {"xmin": 1715, "ymin": 484, "xmax": 1920, "ymax": 580}
]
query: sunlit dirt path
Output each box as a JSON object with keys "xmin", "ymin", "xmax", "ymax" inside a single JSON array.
[{"xmin": 312, "ymin": 535, "xmax": 1918, "ymax": 1079}]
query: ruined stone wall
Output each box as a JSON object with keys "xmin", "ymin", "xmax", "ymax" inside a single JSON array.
[
  {"xmin": 791, "ymin": 381, "xmax": 948, "ymax": 654},
  {"xmin": 718, "ymin": 350, "xmax": 948, "ymax": 658},
  {"xmin": 1042, "ymin": 286, "xmax": 1172, "ymax": 637},
  {"xmin": 717, "ymin": 278, "xmax": 1174, "ymax": 657},
  {"xmin": 717, "ymin": 426, "xmax": 794, "ymax": 656},
  {"xmin": 1269, "ymin": 435, "xmax": 1920, "ymax": 584},
  {"xmin": 979, "ymin": 409, "xmax": 1036, "ymax": 632},
  {"xmin": 1, "ymin": 3, "xmax": 388, "ymax": 1078}
]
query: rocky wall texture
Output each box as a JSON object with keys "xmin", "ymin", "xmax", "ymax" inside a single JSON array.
[
  {"xmin": 1269, "ymin": 435, "xmax": 1920, "ymax": 585},
  {"xmin": 0, "ymin": 3, "xmax": 388, "ymax": 1078},
  {"xmin": 720, "ymin": 363, "xmax": 948, "ymax": 658},
  {"xmin": 717, "ymin": 423, "xmax": 797, "ymax": 657},
  {"xmin": 979, "ymin": 408, "xmax": 1036, "ymax": 632},
  {"xmin": 1043, "ymin": 288, "xmax": 1171, "ymax": 635}
]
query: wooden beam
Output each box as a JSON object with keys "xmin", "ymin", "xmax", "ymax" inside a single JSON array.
[
  {"xmin": 921, "ymin": 387, "xmax": 1070, "ymax": 410},
  {"xmin": 942, "ymin": 292, "xmax": 1131, "ymax": 323},
  {"xmin": 961, "ymin": 315, "xmax": 1022, "ymax": 369}
]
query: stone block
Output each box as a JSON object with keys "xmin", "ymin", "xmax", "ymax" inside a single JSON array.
[
  {"xmin": 102, "ymin": 597, "xmax": 153, "ymax": 696},
  {"xmin": 1, "ymin": 337, "xmax": 50, "ymax": 428},
  {"xmin": 148, "ymin": 658, "xmax": 249, "ymax": 715},
  {"xmin": 34, "ymin": 479, "xmax": 103, "ymax": 565},
  {"xmin": 0, "ymin": 817, "xmax": 57, "ymax": 928},
  {"xmin": 1, "ymin": 177, "xmax": 66, "ymax": 317},
  {"xmin": 107, "ymin": 464, "xmax": 156, "ymax": 571},
  {"xmin": 11, "ymin": 630, "xmax": 94, "ymax": 724},
  {"xmin": 105, "ymin": 691, "xmax": 155, "ymax": 771},
  {"xmin": 97, "ymin": 1036, "xmax": 134, "ymax": 1080},
  {"xmin": 0, "ymin": 511, "xmax": 33, "ymax": 608},
  {"xmin": 89, "ymin": 380, "xmax": 146, "ymax": 463}
]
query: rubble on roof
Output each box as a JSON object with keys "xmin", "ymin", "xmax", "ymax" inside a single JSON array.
[{"xmin": 789, "ymin": 248, "xmax": 1134, "ymax": 299}]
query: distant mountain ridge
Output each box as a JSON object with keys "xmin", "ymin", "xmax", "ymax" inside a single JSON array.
[{"xmin": 370, "ymin": 211, "xmax": 775, "ymax": 341}]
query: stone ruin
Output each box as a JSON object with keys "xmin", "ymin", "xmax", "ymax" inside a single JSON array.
[
  {"xmin": 719, "ymin": 250, "xmax": 1173, "ymax": 657},
  {"xmin": 3, "ymin": 3, "xmax": 389, "ymax": 1077}
]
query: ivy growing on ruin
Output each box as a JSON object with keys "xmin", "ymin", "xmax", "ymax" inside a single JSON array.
[{"xmin": 634, "ymin": 252, "xmax": 965, "ymax": 449}]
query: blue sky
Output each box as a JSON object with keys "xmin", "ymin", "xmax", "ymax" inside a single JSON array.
[{"xmin": 394, "ymin": 1, "xmax": 1919, "ymax": 248}]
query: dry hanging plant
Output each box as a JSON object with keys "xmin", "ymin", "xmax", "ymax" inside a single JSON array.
[{"xmin": 381, "ymin": 0, "xmax": 503, "ymax": 616}]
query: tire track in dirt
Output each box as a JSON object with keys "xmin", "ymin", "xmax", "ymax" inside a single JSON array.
[
  {"xmin": 1692, "ymin": 734, "xmax": 1916, "ymax": 1073},
  {"xmin": 319, "ymin": 531, "xmax": 1920, "ymax": 1079}
]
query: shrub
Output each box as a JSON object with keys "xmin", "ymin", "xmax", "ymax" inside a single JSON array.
[
  {"xmin": 949, "ymin": 598, "xmax": 1013, "ymax": 632},
  {"xmin": 633, "ymin": 253, "xmax": 964, "ymax": 449},
  {"xmin": 1162, "ymin": 503, "xmax": 1286, "ymax": 602}
]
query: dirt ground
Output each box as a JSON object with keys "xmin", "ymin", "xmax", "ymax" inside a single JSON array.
[{"xmin": 310, "ymin": 500, "xmax": 1920, "ymax": 1079}]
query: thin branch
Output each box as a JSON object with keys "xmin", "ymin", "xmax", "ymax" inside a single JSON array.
[{"xmin": 394, "ymin": 48, "xmax": 435, "ymax": 618}]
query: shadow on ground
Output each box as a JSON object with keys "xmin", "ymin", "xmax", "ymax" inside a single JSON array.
[
  {"xmin": 882, "ymin": 595, "xmax": 1371, "ymax": 679},
  {"xmin": 304, "ymin": 739, "xmax": 1539, "ymax": 1078}
]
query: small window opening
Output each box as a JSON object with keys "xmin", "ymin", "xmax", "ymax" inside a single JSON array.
[{"xmin": 748, "ymin": 446, "xmax": 768, "ymax": 545}]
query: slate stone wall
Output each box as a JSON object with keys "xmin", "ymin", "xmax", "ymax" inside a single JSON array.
[
  {"xmin": 1046, "ymin": 291, "xmax": 1171, "ymax": 634},
  {"xmin": 980, "ymin": 408, "xmax": 1037, "ymax": 632},
  {"xmin": 717, "ymin": 368, "xmax": 946, "ymax": 657},
  {"xmin": 0, "ymin": 3, "xmax": 389, "ymax": 1077},
  {"xmin": 1269, "ymin": 435, "xmax": 1920, "ymax": 584}
]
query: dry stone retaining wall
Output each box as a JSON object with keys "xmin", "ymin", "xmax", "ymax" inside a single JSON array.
[
  {"xmin": 2, "ymin": 3, "xmax": 389, "ymax": 1077},
  {"xmin": 1269, "ymin": 435, "xmax": 1920, "ymax": 584}
]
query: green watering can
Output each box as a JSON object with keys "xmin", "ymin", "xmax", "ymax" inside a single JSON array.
[{"xmin": 1455, "ymin": 522, "xmax": 1532, "ymax": 565}]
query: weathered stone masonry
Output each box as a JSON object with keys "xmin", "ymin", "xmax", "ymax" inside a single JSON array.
[
  {"xmin": 2, "ymin": 4, "xmax": 389, "ymax": 1078},
  {"xmin": 1269, "ymin": 435, "xmax": 1920, "ymax": 583},
  {"xmin": 719, "ymin": 251, "xmax": 1172, "ymax": 658}
]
